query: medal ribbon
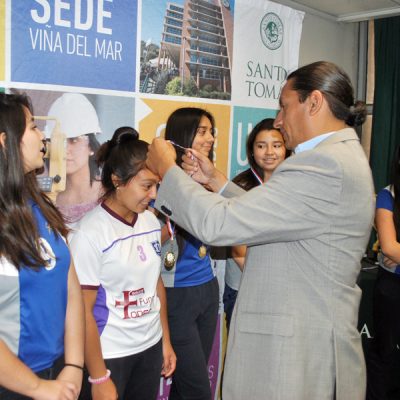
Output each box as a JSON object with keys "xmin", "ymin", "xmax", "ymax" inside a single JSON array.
[
  {"xmin": 250, "ymin": 167, "xmax": 263, "ymax": 185},
  {"xmin": 166, "ymin": 217, "xmax": 175, "ymax": 241}
]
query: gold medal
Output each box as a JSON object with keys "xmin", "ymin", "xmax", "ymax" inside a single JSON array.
[
  {"xmin": 164, "ymin": 251, "xmax": 176, "ymax": 270},
  {"xmin": 198, "ymin": 245, "xmax": 207, "ymax": 258}
]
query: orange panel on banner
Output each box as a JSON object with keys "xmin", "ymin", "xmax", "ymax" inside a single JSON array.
[{"xmin": 138, "ymin": 98, "xmax": 231, "ymax": 176}]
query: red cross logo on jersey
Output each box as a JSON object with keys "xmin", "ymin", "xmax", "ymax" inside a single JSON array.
[{"xmin": 115, "ymin": 291, "xmax": 138, "ymax": 319}]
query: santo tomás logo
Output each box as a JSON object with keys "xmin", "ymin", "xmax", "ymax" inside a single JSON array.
[{"xmin": 260, "ymin": 12, "xmax": 284, "ymax": 50}]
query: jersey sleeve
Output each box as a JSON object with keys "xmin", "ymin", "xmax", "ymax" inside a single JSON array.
[
  {"xmin": 376, "ymin": 188, "xmax": 394, "ymax": 211},
  {"xmin": 69, "ymin": 229, "xmax": 102, "ymax": 288}
]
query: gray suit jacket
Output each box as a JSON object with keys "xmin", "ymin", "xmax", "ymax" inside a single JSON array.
[{"xmin": 155, "ymin": 128, "xmax": 375, "ymax": 400}]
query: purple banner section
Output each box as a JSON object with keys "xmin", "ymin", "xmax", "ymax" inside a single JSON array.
[{"xmin": 157, "ymin": 316, "xmax": 222, "ymax": 400}]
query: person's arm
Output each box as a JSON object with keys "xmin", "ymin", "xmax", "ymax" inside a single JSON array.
[
  {"xmin": 57, "ymin": 261, "xmax": 85, "ymax": 393},
  {"xmin": 146, "ymin": 138, "xmax": 228, "ymax": 192},
  {"xmin": 375, "ymin": 208, "xmax": 400, "ymax": 264},
  {"xmin": 231, "ymin": 245, "xmax": 247, "ymax": 271},
  {"xmin": 156, "ymin": 277, "xmax": 176, "ymax": 378},
  {"xmin": 0, "ymin": 339, "xmax": 78, "ymax": 400},
  {"xmin": 82, "ymin": 289, "xmax": 118, "ymax": 400}
]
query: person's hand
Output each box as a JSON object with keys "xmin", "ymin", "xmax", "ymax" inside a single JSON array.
[
  {"xmin": 57, "ymin": 366, "xmax": 83, "ymax": 395},
  {"xmin": 182, "ymin": 149, "xmax": 214, "ymax": 185},
  {"xmin": 91, "ymin": 379, "xmax": 118, "ymax": 400},
  {"xmin": 147, "ymin": 138, "xmax": 177, "ymax": 179},
  {"xmin": 383, "ymin": 255, "xmax": 398, "ymax": 268},
  {"xmin": 161, "ymin": 341, "xmax": 177, "ymax": 378},
  {"xmin": 182, "ymin": 148, "xmax": 228, "ymax": 192},
  {"xmin": 29, "ymin": 379, "xmax": 78, "ymax": 400}
]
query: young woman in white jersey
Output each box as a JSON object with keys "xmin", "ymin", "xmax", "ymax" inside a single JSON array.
[{"xmin": 70, "ymin": 127, "xmax": 176, "ymax": 400}]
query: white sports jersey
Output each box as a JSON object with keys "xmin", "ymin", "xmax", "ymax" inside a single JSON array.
[{"xmin": 69, "ymin": 204, "xmax": 162, "ymax": 359}]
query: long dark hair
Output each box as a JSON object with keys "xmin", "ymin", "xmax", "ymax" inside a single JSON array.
[
  {"xmin": 0, "ymin": 93, "xmax": 68, "ymax": 270},
  {"xmin": 288, "ymin": 61, "xmax": 366, "ymax": 127},
  {"xmin": 96, "ymin": 126, "xmax": 148, "ymax": 200},
  {"xmin": 164, "ymin": 107, "xmax": 215, "ymax": 256},
  {"xmin": 164, "ymin": 107, "xmax": 215, "ymax": 166},
  {"xmin": 234, "ymin": 118, "xmax": 288, "ymax": 191},
  {"xmin": 88, "ymin": 133, "xmax": 101, "ymax": 184},
  {"xmin": 391, "ymin": 145, "xmax": 400, "ymax": 242}
]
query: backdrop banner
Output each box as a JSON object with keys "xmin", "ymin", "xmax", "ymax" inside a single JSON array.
[
  {"xmin": 11, "ymin": 0, "xmax": 138, "ymax": 90},
  {"xmin": 231, "ymin": 0, "xmax": 304, "ymax": 109}
]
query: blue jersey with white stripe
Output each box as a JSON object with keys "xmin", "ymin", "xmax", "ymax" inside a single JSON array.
[
  {"xmin": 0, "ymin": 202, "xmax": 70, "ymax": 372},
  {"xmin": 376, "ymin": 186, "xmax": 400, "ymax": 274}
]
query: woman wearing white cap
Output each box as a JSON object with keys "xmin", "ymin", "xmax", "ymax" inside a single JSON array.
[{"xmin": 45, "ymin": 93, "xmax": 102, "ymax": 224}]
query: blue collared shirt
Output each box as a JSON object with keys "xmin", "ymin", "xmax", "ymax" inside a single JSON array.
[{"xmin": 294, "ymin": 132, "xmax": 335, "ymax": 154}]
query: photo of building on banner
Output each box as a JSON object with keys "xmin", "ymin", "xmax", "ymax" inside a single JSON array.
[{"xmin": 140, "ymin": 0, "xmax": 234, "ymax": 100}]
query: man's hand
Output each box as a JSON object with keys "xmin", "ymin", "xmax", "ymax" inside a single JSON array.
[
  {"xmin": 147, "ymin": 138, "xmax": 177, "ymax": 179},
  {"xmin": 182, "ymin": 148, "xmax": 228, "ymax": 192}
]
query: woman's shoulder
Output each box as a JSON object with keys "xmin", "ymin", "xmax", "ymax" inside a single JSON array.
[
  {"xmin": 376, "ymin": 185, "xmax": 394, "ymax": 210},
  {"xmin": 140, "ymin": 210, "xmax": 161, "ymax": 230}
]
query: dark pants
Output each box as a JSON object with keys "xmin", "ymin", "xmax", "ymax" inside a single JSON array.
[
  {"xmin": 222, "ymin": 283, "xmax": 238, "ymax": 332},
  {"xmin": 0, "ymin": 356, "xmax": 64, "ymax": 399},
  {"xmin": 167, "ymin": 278, "xmax": 219, "ymax": 400},
  {"xmin": 80, "ymin": 339, "xmax": 162, "ymax": 400},
  {"xmin": 366, "ymin": 268, "xmax": 400, "ymax": 400}
]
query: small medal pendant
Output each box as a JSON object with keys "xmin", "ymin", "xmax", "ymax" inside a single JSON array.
[
  {"xmin": 198, "ymin": 245, "xmax": 207, "ymax": 258},
  {"xmin": 164, "ymin": 251, "xmax": 176, "ymax": 270}
]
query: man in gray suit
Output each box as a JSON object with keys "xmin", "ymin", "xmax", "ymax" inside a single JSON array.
[{"xmin": 147, "ymin": 61, "xmax": 375, "ymax": 400}]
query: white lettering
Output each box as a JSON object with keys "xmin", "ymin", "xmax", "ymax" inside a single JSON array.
[
  {"xmin": 29, "ymin": 27, "xmax": 40, "ymax": 49},
  {"xmin": 31, "ymin": 0, "xmax": 51, "ymax": 24},
  {"xmin": 95, "ymin": 38, "xmax": 122, "ymax": 60},
  {"xmin": 359, "ymin": 323, "xmax": 373, "ymax": 339},
  {"xmin": 29, "ymin": 28, "xmax": 63, "ymax": 53},
  {"xmin": 236, "ymin": 122, "xmax": 251, "ymax": 167},
  {"xmin": 75, "ymin": 0, "xmax": 93, "ymax": 30},
  {"xmin": 31, "ymin": 0, "xmax": 112, "ymax": 33},
  {"xmin": 156, "ymin": 123, "xmax": 166, "ymax": 138},
  {"xmin": 97, "ymin": 0, "xmax": 113, "ymax": 35},
  {"xmin": 55, "ymin": 0, "xmax": 71, "ymax": 28}
]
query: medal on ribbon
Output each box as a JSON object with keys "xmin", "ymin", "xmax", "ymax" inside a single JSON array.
[
  {"xmin": 164, "ymin": 218, "xmax": 176, "ymax": 270},
  {"xmin": 198, "ymin": 244, "xmax": 207, "ymax": 258}
]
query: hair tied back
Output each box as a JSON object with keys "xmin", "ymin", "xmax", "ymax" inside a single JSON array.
[{"xmin": 115, "ymin": 126, "xmax": 139, "ymax": 145}]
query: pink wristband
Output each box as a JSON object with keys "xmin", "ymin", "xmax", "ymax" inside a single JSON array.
[{"xmin": 88, "ymin": 369, "xmax": 111, "ymax": 384}]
